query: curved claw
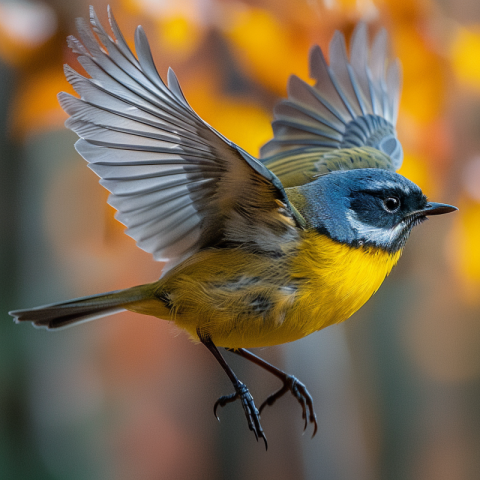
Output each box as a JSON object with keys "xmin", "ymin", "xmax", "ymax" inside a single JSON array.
[
  {"xmin": 213, "ymin": 392, "xmax": 238, "ymax": 421},
  {"xmin": 260, "ymin": 375, "xmax": 318, "ymax": 438},
  {"xmin": 213, "ymin": 381, "xmax": 268, "ymax": 449}
]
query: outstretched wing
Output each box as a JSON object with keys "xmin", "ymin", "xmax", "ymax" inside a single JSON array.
[
  {"xmin": 260, "ymin": 23, "xmax": 402, "ymax": 187},
  {"xmin": 59, "ymin": 7, "xmax": 298, "ymax": 269}
]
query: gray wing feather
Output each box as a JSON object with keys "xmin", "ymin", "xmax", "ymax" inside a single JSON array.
[
  {"xmin": 350, "ymin": 23, "xmax": 372, "ymax": 115},
  {"xmin": 329, "ymin": 31, "xmax": 364, "ymax": 117},
  {"xmin": 386, "ymin": 59, "xmax": 401, "ymax": 124},
  {"xmin": 167, "ymin": 68, "xmax": 191, "ymax": 107},
  {"xmin": 105, "ymin": 7, "xmax": 141, "ymax": 68},
  {"xmin": 60, "ymin": 8, "xmax": 292, "ymax": 267},
  {"xmin": 261, "ymin": 23, "xmax": 403, "ymax": 173}
]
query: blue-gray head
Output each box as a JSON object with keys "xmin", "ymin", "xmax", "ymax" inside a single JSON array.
[{"xmin": 288, "ymin": 169, "xmax": 456, "ymax": 253}]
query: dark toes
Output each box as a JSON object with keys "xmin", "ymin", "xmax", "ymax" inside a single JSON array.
[
  {"xmin": 212, "ymin": 381, "xmax": 268, "ymax": 448},
  {"xmin": 213, "ymin": 392, "xmax": 238, "ymax": 420},
  {"xmin": 260, "ymin": 375, "xmax": 318, "ymax": 437}
]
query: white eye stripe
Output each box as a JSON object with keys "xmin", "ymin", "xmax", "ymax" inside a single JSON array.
[
  {"xmin": 346, "ymin": 210, "xmax": 405, "ymax": 245},
  {"xmin": 365, "ymin": 178, "xmax": 412, "ymax": 194}
]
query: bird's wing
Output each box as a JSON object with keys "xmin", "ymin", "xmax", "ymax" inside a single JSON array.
[
  {"xmin": 260, "ymin": 23, "xmax": 402, "ymax": 187},
  {"xmin": 59, "ymin": 7, "xmax": 299, "ymax": 269}
]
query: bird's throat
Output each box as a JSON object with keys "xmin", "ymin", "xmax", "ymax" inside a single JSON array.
[{"xmin": 290, "ymin": 232, "xmax": 402, "ymax": 334}]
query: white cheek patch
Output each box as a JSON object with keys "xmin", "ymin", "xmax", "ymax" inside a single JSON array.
[{"xmin": 346, "ymin": 210, "xmax": 405, "ymax": 246}]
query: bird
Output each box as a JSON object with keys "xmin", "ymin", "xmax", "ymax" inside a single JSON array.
[{"xmin": 9, "ymin": 6, "xmax": 457, "ymax": 449}]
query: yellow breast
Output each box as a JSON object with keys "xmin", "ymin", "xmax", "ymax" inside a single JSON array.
[
  {"xmin": 132, "ymin": 233, "xmax": 402, "ymax": 349},
  {"xmin": 287, "ymin": 232, "xmax": 402, "ymax": 337}
]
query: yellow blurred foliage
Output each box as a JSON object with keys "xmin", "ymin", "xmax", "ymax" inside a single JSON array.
[
  {"xmin": 450, "ymin": 25, "xmax": 480, "ymax": 91},
  {"xmin": 449, "ymin": 198, "xmax": 480, "ymax": 303},
  {"xmin": 185, "ymin": 79, "xmax": 273, "ymax": 156},
  {"xmin": 327, "ymin": 0, "xmax": 377, "ymax": 16},
  {"xmin": 383, "ymin": 0, "xmax": 433, "ymax": 22},
  {"xmin": 394, "ymin": 24, "xmax": 446, "ymax": 123},
  {"xmin": 398, "ymin": 152, "xmax": 433, "ymax": 194},
  {"xmin": 224, "ymin": 7, "xmax": 310, "ymax": 94},
  {"xmin": 156, "ymin": 16, "xmax": 203, "ymax": 60}
]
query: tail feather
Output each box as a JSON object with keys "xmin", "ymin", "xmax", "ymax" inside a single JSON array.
[{"xmin": 9, "ymin": 285, "xmax": 152, "ymax": 329}]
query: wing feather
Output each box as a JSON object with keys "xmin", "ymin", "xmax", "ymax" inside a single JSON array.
[
  {"xmin": 60, "ymin": 8, "xmax": 297, "ymax": 268},
  {"xmin": 261, "ymin": 23, "xmax": 403, "ymax": 185}
]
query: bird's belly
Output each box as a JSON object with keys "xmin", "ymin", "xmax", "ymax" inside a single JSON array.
[
  {"xmin": 154, "ymin": 248, "xmax": 299, "ymax": 348},
  {"xmin": 154, "ymin": 235, "xmax": 401, "ymax": 349}
]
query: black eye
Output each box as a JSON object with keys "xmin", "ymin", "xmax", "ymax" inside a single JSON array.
[{"xmin": 383, "ymin": 197, "xmax": 401, "ymax": 212}]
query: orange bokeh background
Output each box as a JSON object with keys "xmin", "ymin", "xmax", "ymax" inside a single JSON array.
[{"xmin": 1, "ymin": 0, "xmax": 480, "ymax": 479}]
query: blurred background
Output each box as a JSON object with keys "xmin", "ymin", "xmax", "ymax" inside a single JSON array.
[{"xmin": 0, "ymin": 0, "xmax": 479, "ymax": 478}]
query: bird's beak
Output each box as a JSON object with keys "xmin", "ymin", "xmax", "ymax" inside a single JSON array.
[{"xmin": 420, "ymin": 202, "xmax": 458, "ymax": 216}]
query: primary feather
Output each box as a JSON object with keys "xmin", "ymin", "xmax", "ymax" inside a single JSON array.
[{"xmin": 59, "ymin": 6, "xmax": 296, "ymax": 270}]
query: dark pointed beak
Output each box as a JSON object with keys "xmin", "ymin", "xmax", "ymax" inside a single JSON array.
[{"xmin": 420, "ymin": 202, "xmax": 458, "ymax": 216}]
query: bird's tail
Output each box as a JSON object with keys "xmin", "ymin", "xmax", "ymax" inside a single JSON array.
[{"xmin": 9, "ymin": 284, "xmax": 157, "ymax": 330}]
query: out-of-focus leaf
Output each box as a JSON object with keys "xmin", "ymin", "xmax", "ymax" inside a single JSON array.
[
  {"xmin": 449, "ymin": 198, "xmax": 480, "ymax": 303},
  {"xmin": 450, "ymin": 26, "xmax": 480, "ymax": 91},
  {"xmin": 186, "ymin": 80, "xmax": 273, "ymax": 155},
  {"xmin": 224, "ymin": 7, "xmax": 310, "ymax": 94},
  {"xmin": 398, "ymin": 152, "xmax": 434, "ymax": 195},
  {"xmin": 395, "ymin": 24, "xmax": 447, "ymax": 123},
  {"xmin": 156, "ymin": 16, "xmax": 203, "ymax": 59}
]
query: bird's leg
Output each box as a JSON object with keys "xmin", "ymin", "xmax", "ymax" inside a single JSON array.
[
  {"xmin": 227, "ymin": 348, "xmax": 318, "ymax": 437},
  {"xmin": 198, "ymin": 331, "xmax": 267, "ymax": 449}
]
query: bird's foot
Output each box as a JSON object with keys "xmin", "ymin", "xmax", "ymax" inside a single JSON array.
[
  {"xmin": 214, "ymin": 380, "xmax": 268, "ymax": 449},
  {"xmin": 260, "ymin": 375, "xmax": 318, "ymax": 437}
]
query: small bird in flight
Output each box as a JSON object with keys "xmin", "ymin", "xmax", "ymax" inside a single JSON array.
[{"xmin": 10, "ymin": 7, "xmax": 456, "ymax": 449}]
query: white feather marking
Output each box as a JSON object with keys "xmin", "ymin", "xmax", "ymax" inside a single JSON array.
[{"xmin": 346, "ymin": 210, "xmax": 406, "ymax": 245}]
